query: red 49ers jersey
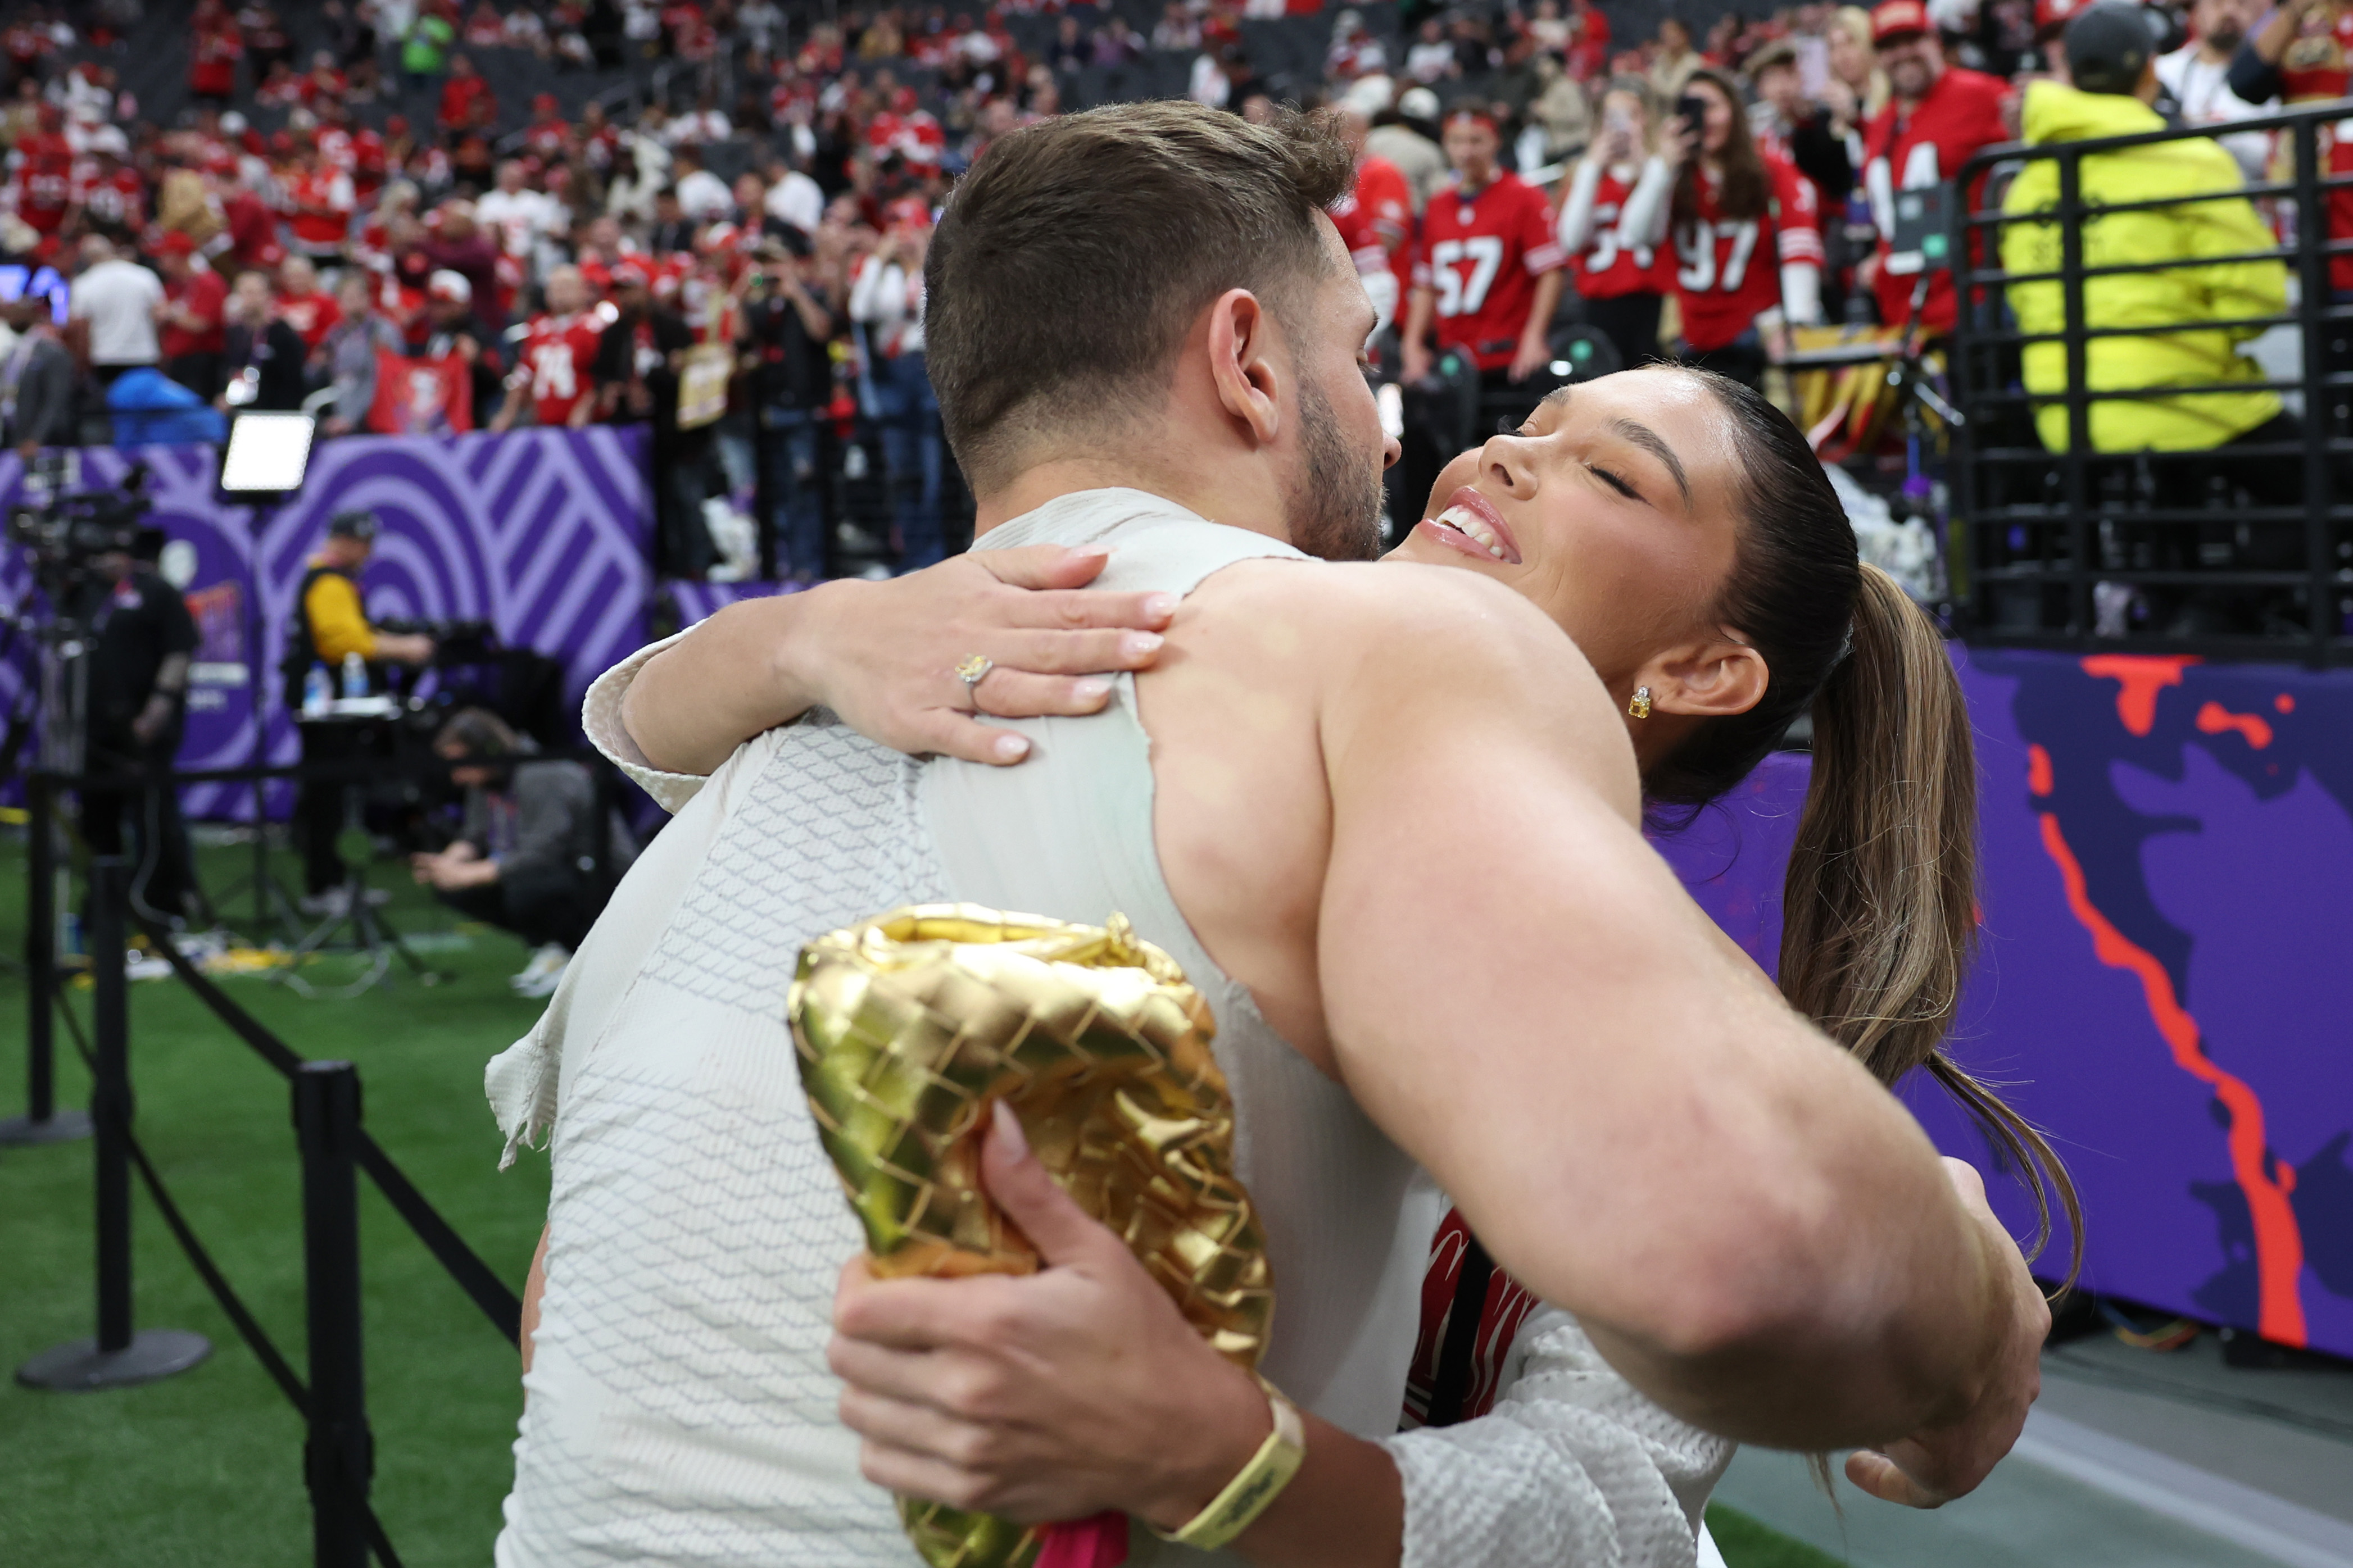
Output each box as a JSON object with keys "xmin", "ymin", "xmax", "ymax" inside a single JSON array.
[
  {"xmin": 1670, "ymin": 154, "xmax": 1822, "ymax": 353},
  {"xmin": 71, "ymin": 163, "xmax": 145, "ymax": 231},
  {"xmin": 2278, "ymin": 2, "xmax": 2353, "ymax": 101},
  {"xmin": 1351, "ymin": 154, "xmax": 1415, "ymax": 309},
  {"xmin": 1412, "ymin": 171, "xmax": 1566, "ymax": 371},
  {"xmin": 1566, "ymin": 162, "xmax": 1670, "ymax": 301},
  {"xmin": 518, "ymin": 312, "xmax": 605, "ymax": 426},
  {"xmin": 1863, "ymin": 67, "xmax": 2009, "ymax": 333},
  {"xmin": 1331, "ymin": 162, "xmax": 1413, "ymax": 321},
  {"xmin": 14, "ymin": 135, "xmax": 72, "ymax": 234}
]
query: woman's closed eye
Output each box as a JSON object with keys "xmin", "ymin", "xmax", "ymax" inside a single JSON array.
[{"xmin": 1589, "ymin": 463, "xmax": 1640, "ymax": 501}]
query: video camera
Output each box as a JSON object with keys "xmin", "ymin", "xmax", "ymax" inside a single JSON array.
[{"xmin": 6, "ymin": 460, "xmax": 161, "ymax": 600}]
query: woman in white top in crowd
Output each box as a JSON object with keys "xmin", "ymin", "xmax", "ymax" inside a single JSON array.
[{"xmin": 1556, "ymin": 78, "xmax": 1676, "ymax": 370}]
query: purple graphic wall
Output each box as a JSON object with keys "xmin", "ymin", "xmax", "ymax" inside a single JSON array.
[
  {"xmin": 1655, "ymin": 647, "xmax": 2353, "ymax": 1359},
  {"xmin": 0, "ymin": 428, "xmax": 651, "ymax": 817}
]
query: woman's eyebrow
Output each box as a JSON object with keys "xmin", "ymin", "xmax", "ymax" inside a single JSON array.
[{"xmin": 1608, "ymin": 417, "xmax": 1690, "ymax": 505}]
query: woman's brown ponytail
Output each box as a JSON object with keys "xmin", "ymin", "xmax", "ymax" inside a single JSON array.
[
  {"xmin": 1653, "ymin": 371, "xmax": 2083, "ymax": 1286},
  {"xmin": 1781, "ymin": 566, "xmax": 2083, "ymax": 1283}
]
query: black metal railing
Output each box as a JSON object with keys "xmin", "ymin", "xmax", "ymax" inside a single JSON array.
[
  {"xmin": 1948, "ymin": 99, "xmax": 2353, "ymax": 663},
  {"xmin": 6, "ymin": 753, "xmax": 584, "ymax": 1565}
]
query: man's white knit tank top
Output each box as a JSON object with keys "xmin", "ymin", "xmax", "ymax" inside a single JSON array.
[{"xmin": 488, "ymin": 489, "xmax": 1437, "ymax": 1567}]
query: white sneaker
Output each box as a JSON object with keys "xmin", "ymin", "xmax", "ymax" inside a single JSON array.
[
  {"xmin": 510, "ymin": 943, "xmax": 570, "ymax": 997},
  {"xmin": 298, "ymin": 888, "xmax": 351, "ymax": 918}
]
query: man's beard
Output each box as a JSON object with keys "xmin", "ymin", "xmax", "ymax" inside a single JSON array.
[
  {"xmin": 1286, "ymin": 375, "xmax": 1386, "ymax": 562},
  {"xmin": 2208, "ymin": 22, "xmax": 2243, "ymax": 52}
]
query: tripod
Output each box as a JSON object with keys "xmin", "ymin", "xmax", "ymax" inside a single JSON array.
[
  {"xmin": 273, "ymin": 751, "xmax": 447, "ymax": 1001},
  {"xmin": 208, "ymin": 495, "xmax": 305, "ymax": 947}
]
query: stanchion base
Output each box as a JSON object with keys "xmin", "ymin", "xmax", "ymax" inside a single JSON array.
[
  {"xmin": 16, "ymin": 1330, "xmax": 212, "ymax": 1391},
  {"xmin": 0, "ymin": 1109, "xmax": 93, "ymax": 1146}
]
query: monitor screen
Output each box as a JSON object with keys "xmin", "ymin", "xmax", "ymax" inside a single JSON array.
[{"xmin": 219, "ymin": 412, "xmax": 318, "ymax": 495}]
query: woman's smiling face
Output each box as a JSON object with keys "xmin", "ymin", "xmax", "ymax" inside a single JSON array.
[{"xmin": 1385, "ymin": 366, "xmax": 1750, "ymax": 690}]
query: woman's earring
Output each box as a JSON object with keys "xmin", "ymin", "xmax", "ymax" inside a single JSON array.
[{"xmin": 1628, "ymin": 686, "xmax": 1653, "ymax": 720}]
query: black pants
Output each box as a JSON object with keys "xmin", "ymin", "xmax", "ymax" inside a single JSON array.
[
  {"xmin": 162, "ymin": 352, "xmax": 221, "ymax": 402},
  {"xmin": 1581, "ymin": 292, "xmax": 1665, "ymax": 372},
  {"xmin": 435, "ymin": 874, "xmax": 596, "ymax": 951},
  {"xmin": 294, "ymin": 720, "xmax": 361, "ymax": 896},
  {"xmin": 81, "ymin": 733, "xmax": 202, "ymax": 925}
]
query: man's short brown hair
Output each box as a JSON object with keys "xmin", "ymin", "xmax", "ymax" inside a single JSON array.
[{"xmin": 924, "ymin": 101, "xmax": 1355, "ymax": 494}]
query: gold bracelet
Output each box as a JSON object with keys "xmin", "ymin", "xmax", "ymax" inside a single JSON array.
[{"xmin": 1150, "ymin": 1376, "xmax": 1307, "ymax": 1552}]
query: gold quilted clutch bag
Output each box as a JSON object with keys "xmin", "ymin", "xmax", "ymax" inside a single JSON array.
[{"xmin": 787, "ymin": 904, "xmax": 1275, "ymax": 1568}]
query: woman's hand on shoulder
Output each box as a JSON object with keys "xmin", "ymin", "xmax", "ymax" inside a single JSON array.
[{"xmin": 802, "ymin": 544, "xmax": 1178, "ymax": 766}]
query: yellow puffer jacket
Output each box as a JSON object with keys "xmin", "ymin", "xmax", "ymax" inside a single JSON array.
[{"xmin": 2001, "ymin": 80, "xmax": 2286, "ymax": 452}]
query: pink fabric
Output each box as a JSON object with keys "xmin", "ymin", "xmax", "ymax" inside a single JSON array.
[{"xmin": 1033, "ymin": 1511, "xmax": 1129, "ymax": 1568}]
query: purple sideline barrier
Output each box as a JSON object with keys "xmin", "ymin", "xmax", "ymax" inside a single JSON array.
[
  {"xmin": 1653, "ymin": 646, "xmax": 2353, "ymax": 1359},
  {"xmin": 0, "ymin": 428, "xmax": 652, "ymax": 819}
]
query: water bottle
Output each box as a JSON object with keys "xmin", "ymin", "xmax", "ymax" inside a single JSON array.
[
  {"xmin": 341, "ymin": 650, "xmax": 368, "ymax": 699},
  {"xmin": 303, "ymin": 662, "xmax": 332, "ymax": 716}
]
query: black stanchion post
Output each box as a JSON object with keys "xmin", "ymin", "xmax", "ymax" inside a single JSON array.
[
  {"xmin": 16, "ymin": 858, "xmax": 211, "ymax": 1390},
  {"xmin": 294, "ymin": 1060, "xmax": 372, "ymax": 1568},
  {"xmin": 2, "ymin": 771, "xmax": 89, "ymax": 1145}
]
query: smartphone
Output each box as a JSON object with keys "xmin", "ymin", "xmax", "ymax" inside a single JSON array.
[{"xmin": 1675, "ymin": 93, "xmax": 1708, "ymax": 139}]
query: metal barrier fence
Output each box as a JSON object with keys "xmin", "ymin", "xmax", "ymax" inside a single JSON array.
[
  {"xmin": 4, "ymin": 754, "xmax": 580, "ymax": 1566},
  {"xmin": 1949, "ymin": 99, "xmax": 2353, "ymax": 662}
]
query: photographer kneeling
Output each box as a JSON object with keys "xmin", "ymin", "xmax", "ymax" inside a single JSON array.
[{"xmin": 410, "ymin": 708, "xmax": 635, "ymax": 997}]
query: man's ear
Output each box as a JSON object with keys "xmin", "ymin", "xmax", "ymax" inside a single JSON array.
[
  {"xmin": 1203, "ymin": 286, "xmax": 1285, "ymax": 448},
  {"xmin": 1647, "ymin": 637, "xmax": 1769, "ymax": 721}
]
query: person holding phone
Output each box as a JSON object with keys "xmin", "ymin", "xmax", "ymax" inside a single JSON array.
[
  {"xmin": 1555, "ymin": 77, "xmax": 1675, "ymax": 369},
  {"xmin": 1652, "ymin": 68, "xmax": 1825, "ymax": 387}
]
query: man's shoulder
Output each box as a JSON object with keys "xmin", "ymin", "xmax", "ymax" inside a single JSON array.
[{"xmin": 1183, "ymin": 558, "xmax": 1601, "ymax": 701}]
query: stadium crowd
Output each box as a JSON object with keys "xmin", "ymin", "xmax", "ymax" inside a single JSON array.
[{"xmin": 0, "ymin": 0, "xmax": 2328, "ymax": 582}]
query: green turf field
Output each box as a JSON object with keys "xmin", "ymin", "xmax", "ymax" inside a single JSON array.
[{"xmin": 0, "ymin": 830, "xmax": 1840, "ymax": 1568}]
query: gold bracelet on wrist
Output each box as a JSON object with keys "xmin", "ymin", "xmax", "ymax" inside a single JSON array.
[{"xmin": 1150, "ymin": 1376, "xmax": 1307, "ymax": 1552}]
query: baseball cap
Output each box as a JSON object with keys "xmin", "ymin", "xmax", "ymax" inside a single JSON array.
[
  {"xmin": 327, "ymin": 511, "xmax": 379, "ymax": 542},
  {"xmin": 2034, "ymin": 0, "xmax": 2089, "ymax": 39},
  {"xmin": 1870, "ymin": 0, "xmax": 1933, "ymax": 42},
  {"xmin": 2064, "ymin": 1, "xmax": 2156, "ymax": 92},
  {"xmin": 1745, "ymin": 38, "xmax": 1799, "ymax": 78},
  {"xmin": 428, "ymin": 269, "xmax": 473, "ymax": 303},
  {"xmin": 1398, "ymin": 85, "xmax": 1441, "ymax": 121},
  {"xmin": 155, "ymin": 230, "xmax": 197, "ymax": 257}
]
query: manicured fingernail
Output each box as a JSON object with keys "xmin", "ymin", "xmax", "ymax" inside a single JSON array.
[
  {"xmin": 1142, "ymin": 593, "xmax": 1179, "ymax": 621},
  {"xmin": 1073, "ymin": 676, "xmax": 1113, "ymax": 701},
  {"xmin": 993, "ymin": 734, "xmax": 1030, "ymax": 761},
  {"xmin": 1072, "ymin": 546, "xmax": 1110, "ymax": 562},
  {"xmin": 1122, "ymin": 632, "xmax": 1163, "ymax": 658},
  {"xmin": 990, "ymin": 1099, "xmax": 1030, "ymax": 1159}
]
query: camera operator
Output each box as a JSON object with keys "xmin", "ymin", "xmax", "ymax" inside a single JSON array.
[
  {"xmin": 281, "ymin": 510, "xmax": 435, "ymax": 913},
  {"xmin": 75, "ymin": 532, "xmax": 203, "ymax": 926},
  {"xmin": 409, "ymin": 708, "xmax": 637, "ymax": 998}
]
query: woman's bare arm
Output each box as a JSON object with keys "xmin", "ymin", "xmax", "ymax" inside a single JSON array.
[{"xmin": 620, "ymin": 546, "xmax": 1180, "ymax": 775}]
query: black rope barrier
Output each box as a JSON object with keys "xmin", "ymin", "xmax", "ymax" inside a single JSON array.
[
  {"xmin": 1, "ymin": 774, "xmax": 88, "ymax": 1147},
  {"xmin": 14, "ymin": 830, "xmax": 521, "ymax": 1562},
  {"xmin": 130, "ymin": 911, "xmax": 525, "ymax": 1346},
  {"xmin": 51, "ymin": 980, "xmax": 410, "ymax": 1567}
]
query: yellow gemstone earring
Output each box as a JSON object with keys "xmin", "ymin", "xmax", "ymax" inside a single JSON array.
[{"xmin": 1628, "ymin": 686, "xmax": 1652, "ymax": 720}]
